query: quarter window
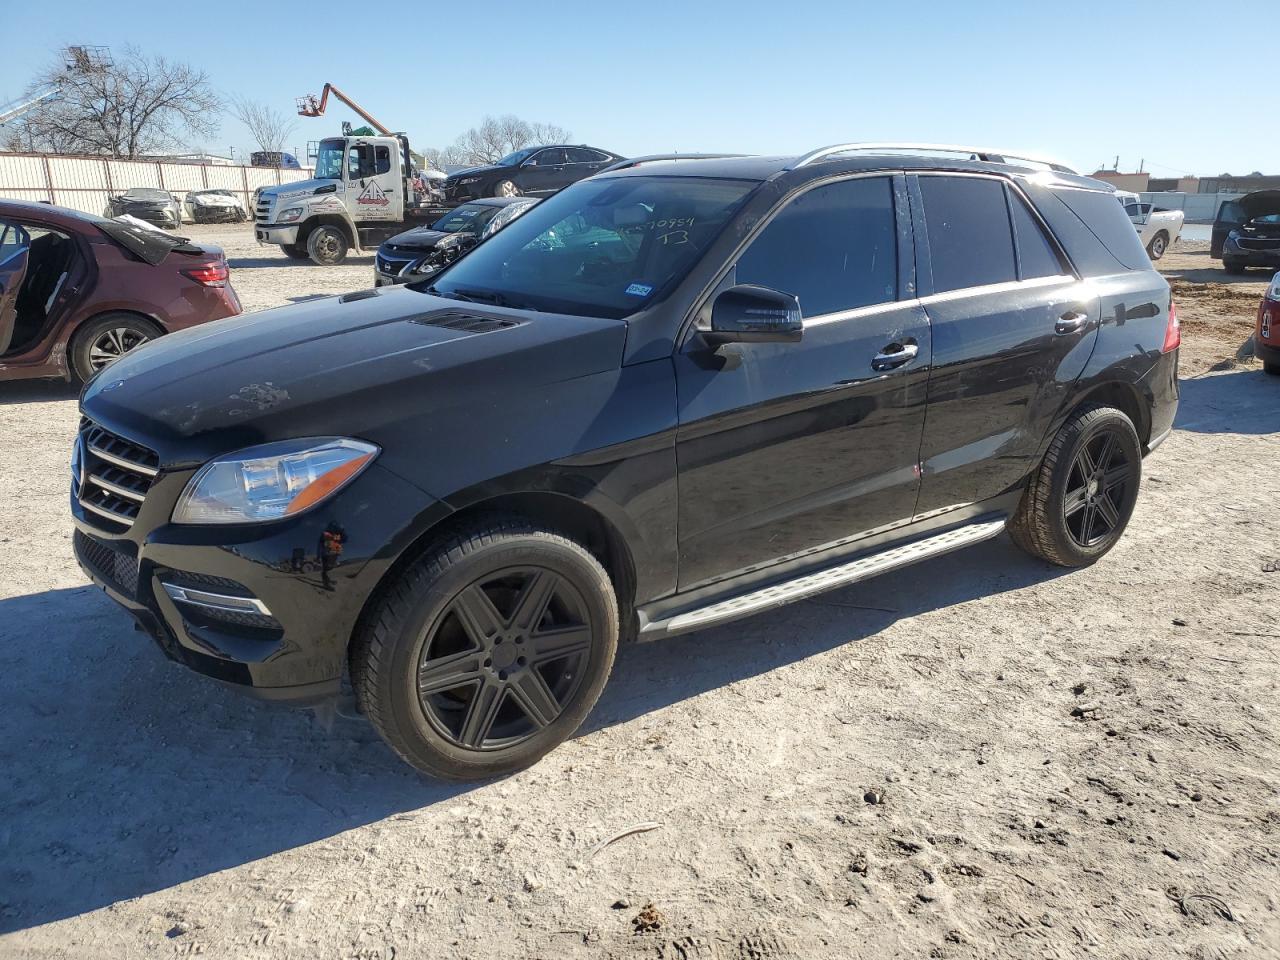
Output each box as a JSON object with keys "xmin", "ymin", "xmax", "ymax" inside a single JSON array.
[
  {"xmin": 919, "ymin": 176, "xmax": 1017, "ymax": 293},
  {"xmin": 735, "ymin": 177, "xmax": 898, "ymax": 317},
  {"xmin": 1008, "ymin": 190, "xmax": 1065, "ymax": 280}
]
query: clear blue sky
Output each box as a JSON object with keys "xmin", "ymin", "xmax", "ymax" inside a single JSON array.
[{"xmin": 2, "ymin": 0, "xmax": 1274, "ymax": 177}]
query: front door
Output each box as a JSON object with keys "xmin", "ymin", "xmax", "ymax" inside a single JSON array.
[
  {"xmin": 519, "ymin": 148, "xmax": 569, "ymax": 195},
  {"xmin": 0, "ymin": 221, "xmax": 30, "ymax": 355},
  {"xmin": 347, "ymin": 141, "xmax": 403, "ymax": 222},
  {"xmin": 674, "ymin": 175, "xmax": 931, "ymax": 591},
  {"xmin": 909, "ymin": 173, "xmax": 1099, "ymax": 515}
]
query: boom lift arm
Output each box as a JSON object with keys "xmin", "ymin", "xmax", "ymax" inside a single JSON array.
[{"xmin": 296, "ymin": 84, "xmax": 392, "ymax": 136}]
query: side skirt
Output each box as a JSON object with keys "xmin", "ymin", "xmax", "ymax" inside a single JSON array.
[{"xmin": 637, "ymin": 515, "xmax": 1008, "ymax": 640}]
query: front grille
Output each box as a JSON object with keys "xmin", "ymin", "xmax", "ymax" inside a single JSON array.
[
  {"xmin": 1237, "ymin": 238, "xmax": 1280, "ymax": 251},
  {"xmin": 74, "ymin": 530, "xmax": 139, "ymax": 597},
  {"xmin": 254, "ymin": 196, "xmax": 275, "ymax": 226},
  {"xmin": 376, "ymin": 251, "xmax": 416, "ymax": 275},
  {"xmin": 76, "ymin": 418, "xmax": 160, "ymax": 530}
]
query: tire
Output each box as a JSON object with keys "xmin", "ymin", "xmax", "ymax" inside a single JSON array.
[
  {"xmin": 1146, "ymin": 231, "xmax": 1169, "ymax": 260},
  {"xmin": 306, "ymin": 225, "xmax": 349, "ymax": 265},
  {"xmin": 281, "ymin": 244, "xmax": 311, "ymax": 260},
  {"xmin": 493, "ymin": 179, "xmax": 521, "ymax": 198},
  {"xmin": 69, "ymin": 313, "xmax": 163, "ymax": 383},
  {"xmin": 1265, "ymin": 361, "xmax": 1280, "ymax": 376},
  {"xmin": 1223, "ymin": 259, "xmax": 1248, "ymax": 275},
  {"xmin": 351, "ymin": 515, "xmax": 619, "ymax": 780},
  {"xmin": 1008, "ymin": 405, "xmax": 1142, "ymax": 568}
]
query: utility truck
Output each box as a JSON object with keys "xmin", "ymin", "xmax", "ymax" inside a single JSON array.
[{"xmin": 254, "ymin": 134, "xmax": 446, "ymax": 264}]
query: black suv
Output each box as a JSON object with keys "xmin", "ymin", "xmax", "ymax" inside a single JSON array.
[
  {"xmin": 72, "ymin": 145, "xmax": 1179, "ymax": 780},
  {"xmin": 441, "ymin": 145, "xmax": 623, "ymax": 203}
]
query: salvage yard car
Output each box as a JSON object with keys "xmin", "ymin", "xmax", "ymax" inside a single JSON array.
[
  {"xmin": 184, "ymin": 189, "xmax": 248, "ymax": 224},
  {"xmin": 1256, "ymin": 271, "xmax": 1280, "ymax": 375},
  {"xmin": 71, "ymin": 144, "xmax": 1178, "ymax": 781},
  {"xmin": 104, "ymin": 188, "xmax": 183, "ymax": 230},
  {"xmin": 0, "ymin": 200, "xmax": 240, "ymax": 383},
  {"xmin": 1115, "ymin": 191, "xmax": 1183, "ymax": 260},
  {"xmin": 1213, "ymin": 190, "xmax": 1280, "ymax": 274},
  {"xmin": 441, "ymin": 145, "xmax": 623, "ymax": 203},
  {"xmin": 374, "ymin": 197, "xmax": 539, "ymax": 285}
]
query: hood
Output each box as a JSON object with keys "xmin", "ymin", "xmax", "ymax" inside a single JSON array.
[
  {"xmin": 446, "ymin": 164, "xmax": 503, "ymax": 181},
  {"xmin": 80, "ymin": 287, "xmax": 626, "ymax": 467},
  {"xmin": 258, "ymin": 178, "xmax": 339, "ymax": 202},
  {"xmin": 117, "ymin": 196, "xmax": 175, "ymax": 209},
  {"xmin": 189, "ymin": 193, "xmax": 243, "ymax": 208},
  {"xmin": 384, "ymin": 228, "xmax": 461, "ymax": 251}
]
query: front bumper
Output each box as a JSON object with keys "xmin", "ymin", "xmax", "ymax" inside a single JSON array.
[
  {"xmin": 1223, "ymin": 238, "xmax": 1280, "ymax": 268},
  {"xmin": 255, "ymin": 223, "xmax": 300, "ymax": 246},
  {"xmin": 72, "ymin": 458, "xmax": 442, "ymax": 704}
]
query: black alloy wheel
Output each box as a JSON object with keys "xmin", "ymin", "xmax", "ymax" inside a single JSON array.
[
  {"xmin": 1062, "ymin": 430, "xmax": 1132, "ymax": 548},
  {"xmin": 417, "ymin": 567, "xmax": 593, "ymax": 750}
]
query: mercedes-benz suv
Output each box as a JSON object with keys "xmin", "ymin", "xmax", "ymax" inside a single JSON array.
[{"xmin": 72, "ymin": 144, "xmax": 1179, "ymax": 780}]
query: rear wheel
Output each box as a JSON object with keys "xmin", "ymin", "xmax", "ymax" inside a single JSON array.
[
  {"xmin": 351, "ymin": 516, "xmax": 619, "ymax": 780},
  {"xmin": 1146, "ymin": 231, "xmax": 1169, "ymax": 260},
  {"xmin": 69, "ymin": 313, "xmax": 163, "ymax": 383},
  {"xmin": 1009, "ymin": 405, "xmax": 1142, "ymax": 567},
  {"xmin": 306, "ymin": 225, "xmax": 349, "ymax": 265}
]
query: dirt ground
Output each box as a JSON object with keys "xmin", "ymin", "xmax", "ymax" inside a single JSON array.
[{"xmin": 1, "ymin": 227, "xmax": 1278, "ymax": 959}]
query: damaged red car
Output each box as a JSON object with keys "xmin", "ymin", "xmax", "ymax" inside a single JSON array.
[{"xmin": 0, "ymin": 200, "xmax": 241, "ymax": 384}]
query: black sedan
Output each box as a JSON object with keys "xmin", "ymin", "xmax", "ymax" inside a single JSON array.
[
  {"xmin": 441, "ymin": 145, "xmax": 622, "ymax": 204},
  {"xmin": 104, "ymin": 188, "xmax": 183, "ymax": 229},
  {"xmin": 374, "ymin": 196, "xmax": 539, "ymax": 285}
]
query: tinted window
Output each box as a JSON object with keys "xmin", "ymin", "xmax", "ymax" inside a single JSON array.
[
  {"xmin": 566, "ymin": 148, "xmax": 609, "ymax": 164},
  {"xmin": 374, "ymin": 145, "xmax": 391, "ymax": 175},
  {"xmin": 1053, "ymin": 187, "xmax": 1152, "ymax": 271},
  {"xmin": 735, "ymin": 177, "xmax": 897, "ymax": 317},
  {"xmin": 529, "ymin": 149, "xmax": 567, "ymax": 166},
  {"xmin": 919, "ymin": 176, "xmax": 1017, "ymax": 293},
  {"xmin": 1008, "ymin": 190, "xmax": 1065, "ymax": 280}
]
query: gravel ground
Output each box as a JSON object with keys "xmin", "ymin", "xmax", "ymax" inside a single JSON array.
[{"xmin": 1, "ymin": 226, "xmax": 1278, "ymax": 959}]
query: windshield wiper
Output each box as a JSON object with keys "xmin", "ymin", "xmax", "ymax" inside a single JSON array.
[{"xmin": 449, "ymin": 287, "xmax": 539, "ymax": 312}]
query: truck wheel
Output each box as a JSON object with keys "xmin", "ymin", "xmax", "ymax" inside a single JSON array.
[
  {"xmin": 70, "ymin": 313, "xmax": 163, "ymax": 383},
  {"xmin": 1008, "ymin": 405, "xmax": 1142, "ymax": 568},
  {"xmin": 1146, "ymin": 231, "xmax": 1169, "ymax": 260},
  {"xmin": 351, "ymin": 515, "xmax": 619, "ymax": 780},
  {"xmin": 1224, "ymin": 259, "xmax": 1248, "ymax": 275},
  {"xmin": 307, "ymin": 225, "xmax": 349, "ymax": 265},
  {"xmin": 281, "ymin": 244, "xmax": 311, "ymax": 261},
  {"xmin": 493, "ymin": 179, "xmax": 521, "ymax": 198}
]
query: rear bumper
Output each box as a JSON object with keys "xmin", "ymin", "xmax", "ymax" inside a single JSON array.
[
  {"xmin": 1142, "ymin": 349, "xmax": 1179, "ymax": 455},
  {"xmin": 1255, "ymin": 338, "xmax": 1280, "ymax": 367}
]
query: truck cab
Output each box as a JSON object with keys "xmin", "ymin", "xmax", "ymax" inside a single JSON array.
[{"xmin": 254, "ymin": 135, "xmax": 438, "ymax": 264}]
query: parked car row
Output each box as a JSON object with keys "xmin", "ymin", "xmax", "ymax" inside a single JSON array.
[{"xmin": 104, "ymin": 188, "xmax": 249, "ymax": 228}]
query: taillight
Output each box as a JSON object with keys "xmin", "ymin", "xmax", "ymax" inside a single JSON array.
[
  {"xmin": 1162, "ymin": 299, "xmax": 1180, "ymax": 353},
  {"xmin": 181, "ymin": 260, "xmax": 228, "ymax": 287},
  {"xmin": 1261, "ymin": 303, "xmax": 1273, "ymax": 341}
]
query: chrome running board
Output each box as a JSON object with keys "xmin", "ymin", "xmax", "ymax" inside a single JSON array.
[{"xmin": 641, "ymin": 518, "xmax": 1007, "ymax": 638}]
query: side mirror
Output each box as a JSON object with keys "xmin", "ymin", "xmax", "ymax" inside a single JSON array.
[{"xmin": 706, "ymin": 284, "xmax": 803, "ymax": 345}]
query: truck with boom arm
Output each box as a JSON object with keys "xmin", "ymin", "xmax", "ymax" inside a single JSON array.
[{"xmin": 253, "ymin": 84, "xmax": 446, "ymax": 265}]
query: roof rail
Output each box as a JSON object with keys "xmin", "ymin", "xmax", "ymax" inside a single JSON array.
[
  {"xmin": 788, "ymin": 142, "xmax": 1078, "ymax": 175},
  {"xmin": 601, "ymin": 153, "xmax": 750, "ymax": 174}
]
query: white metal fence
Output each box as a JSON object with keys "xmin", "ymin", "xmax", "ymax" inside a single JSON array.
[
  {"xmin": 0, "ymin": 152, "xmax": 314, "ymax": 220},
  {"xmin": 1139, "ymin": 191, "xmax": 1242, "ymax": 224}
]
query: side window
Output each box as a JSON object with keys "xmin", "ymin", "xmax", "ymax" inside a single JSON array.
[
  {"xmin": 566, "ymin": 148, "xmax": 608, "ymax": 164},
  {"xmin": 735, "ymin": 177, "xmax": 897, "ymax": 317},
  {"xmin": 0, "ymin": 221, "xmax": 31, "ymax": 267},
  {"xmin": 919, "ymin": 176, "xmax": 1017, "ymax": 293},
  {"xmin": 1007, "ymin": 190, "xmax": 1066, "ymax": 280},
  {"xmin": 529, "ymin": 149, "xmax": 566, "ymax": 166},
  {"xmin": 374, "ymin": 145, "xmax": 391, "ymax": 175}
]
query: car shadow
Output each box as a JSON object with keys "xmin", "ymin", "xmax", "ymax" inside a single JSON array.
[
  {"xmin": 1161, "ymin": 250, "xmax": 1273, "ymax": 286},
  {"xmin": 0, "ymin": 379, "xmax": 79, "ymax": 405},
  {"xmin": 227, "ymin": 256, "xmax": 374, "ymax": 269},
  {"xmin": 0, "ymin": 536, "xmax": 1065, "ymax": 933},
  {"xmin": 1174, "ymin": 368, "xmax": 1279, "ymax": 435}
]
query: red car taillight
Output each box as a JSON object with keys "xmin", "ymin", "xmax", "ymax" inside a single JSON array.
[
  {"xmin": 1162, "ymin": 299, "xmax": 1180, "ymax": 353},
  {"xmin": 181, "ymin": 260, "xmax": 229, "ymax": 287},
  {"xmin": 1260, "ymin": 300, "xmax": 1274, "ymax": 342}
]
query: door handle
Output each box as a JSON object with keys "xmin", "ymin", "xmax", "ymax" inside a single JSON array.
[
  {"xmin": 871, "ymin": 341, "xmax": 919, "ymax": 371},
  {"xmin": 1055, "ymin": 311, "xmax": 1089, "ymax": 335}
]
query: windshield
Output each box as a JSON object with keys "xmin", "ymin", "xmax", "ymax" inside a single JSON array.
[
  {"xmin": 125, "ymin": 189, "xmax": 170, "ymax": 201},
  {"xmin": 497, "ymin": 148, "xmax": 537, "ymax": 167},
  {"xmin": 431, "ymin": 203, "xmax": 501, "ymax": 235},
  {"xmin": 423, "ymin": 175, "xmax": 756, "ymax": 319},
  {"xmin": 314, "ymin": 139, "xmax": 346, "ymax": 179}
]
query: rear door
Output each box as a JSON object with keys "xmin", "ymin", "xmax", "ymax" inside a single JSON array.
[
  {"xmin": 564, "ymin": 148, "xmax": 612, "ymax": 185},
  {"xmin": 910, "ymin": 173, "xmax": 1098, "ymax": 516},
  {"xmin": 674, "ymin": 175, "xmax": 931, "ymax": 590},
  {"xmin": 519, "ymin": 149, "xmax": 569, "ymax": 195},
  {"xmin": 0, "ymin": 221, "xmax": 31, "ymax": 355}
]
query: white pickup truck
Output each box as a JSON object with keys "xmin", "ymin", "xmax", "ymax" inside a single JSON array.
[{"xmin": 1115, "ymin": 191, "xmax": 1184, "ymax": 260}]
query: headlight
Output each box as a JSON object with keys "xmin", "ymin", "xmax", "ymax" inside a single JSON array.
[
  {"xmin": 277, "ymin": 206, "xmax": 304, "ymax": 223},
  {"xmin": 173, "ymin": 438, "xmax": 378, "ymax": 524},
  {"xmin": 458, "ymin": 177, "xmax": 481, "ymax": 185}
]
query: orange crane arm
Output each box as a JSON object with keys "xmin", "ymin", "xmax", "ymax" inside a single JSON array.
[{"xmin": 295, "ymin": 84, "xmax": 392, "ymax": 136}]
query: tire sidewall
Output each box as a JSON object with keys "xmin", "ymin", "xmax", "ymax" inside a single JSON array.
[
  {"xmin": 377, "ymin": 535, "xmax": 618, "ymax": 778},
  {"xmin": 493, "ymin": 180, "xmax": 519, "ymax": 198},
  {"xmin": 1044, "ymin": 410, "xmax": 1142, "ymax": 565},
  {"xmin": 307, "ymin": 225, "xmax": 348, "ymax": 265},
  {"xmin": 70, "ymin": 313, "xmax": 161, "ymax": 383}
]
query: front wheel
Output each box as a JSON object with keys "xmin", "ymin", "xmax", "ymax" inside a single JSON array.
[
  {"xmin": 1009, "ymin": 405, "xmax": 1142, "ymax": 567},
  {"xmin": 1146, "ymin": 231, "xmax": 1169, "ymax": 260},
  {"xmin": 493, "ymin": 179, "xmax": 521, "ymax": 198},
  {"xmin": 351, "ymin": 516, "xmax": 619, "ymax": 780},
  {"xmin": 281, "ymin": 244, "xmax": 311, "ymax": 260},
  {"xmin": 307, "ymin": 225, "xmax": 349, "ymax": 265},
  {"xmin": 69, "ymin": 313, "xmax": 163, "ymax": 383}
]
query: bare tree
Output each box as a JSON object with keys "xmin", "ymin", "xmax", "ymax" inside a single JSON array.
[
  {"xmin": 3, "ymin": 46, "xmax": 218, "ymax": 157},
  {"xmin": 430, "ymin": 114, "xmax": 574, "ymax": 167},
  {"xmin": 229, "ymin": 95, "xmax": 297, "ymax": 158}
]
